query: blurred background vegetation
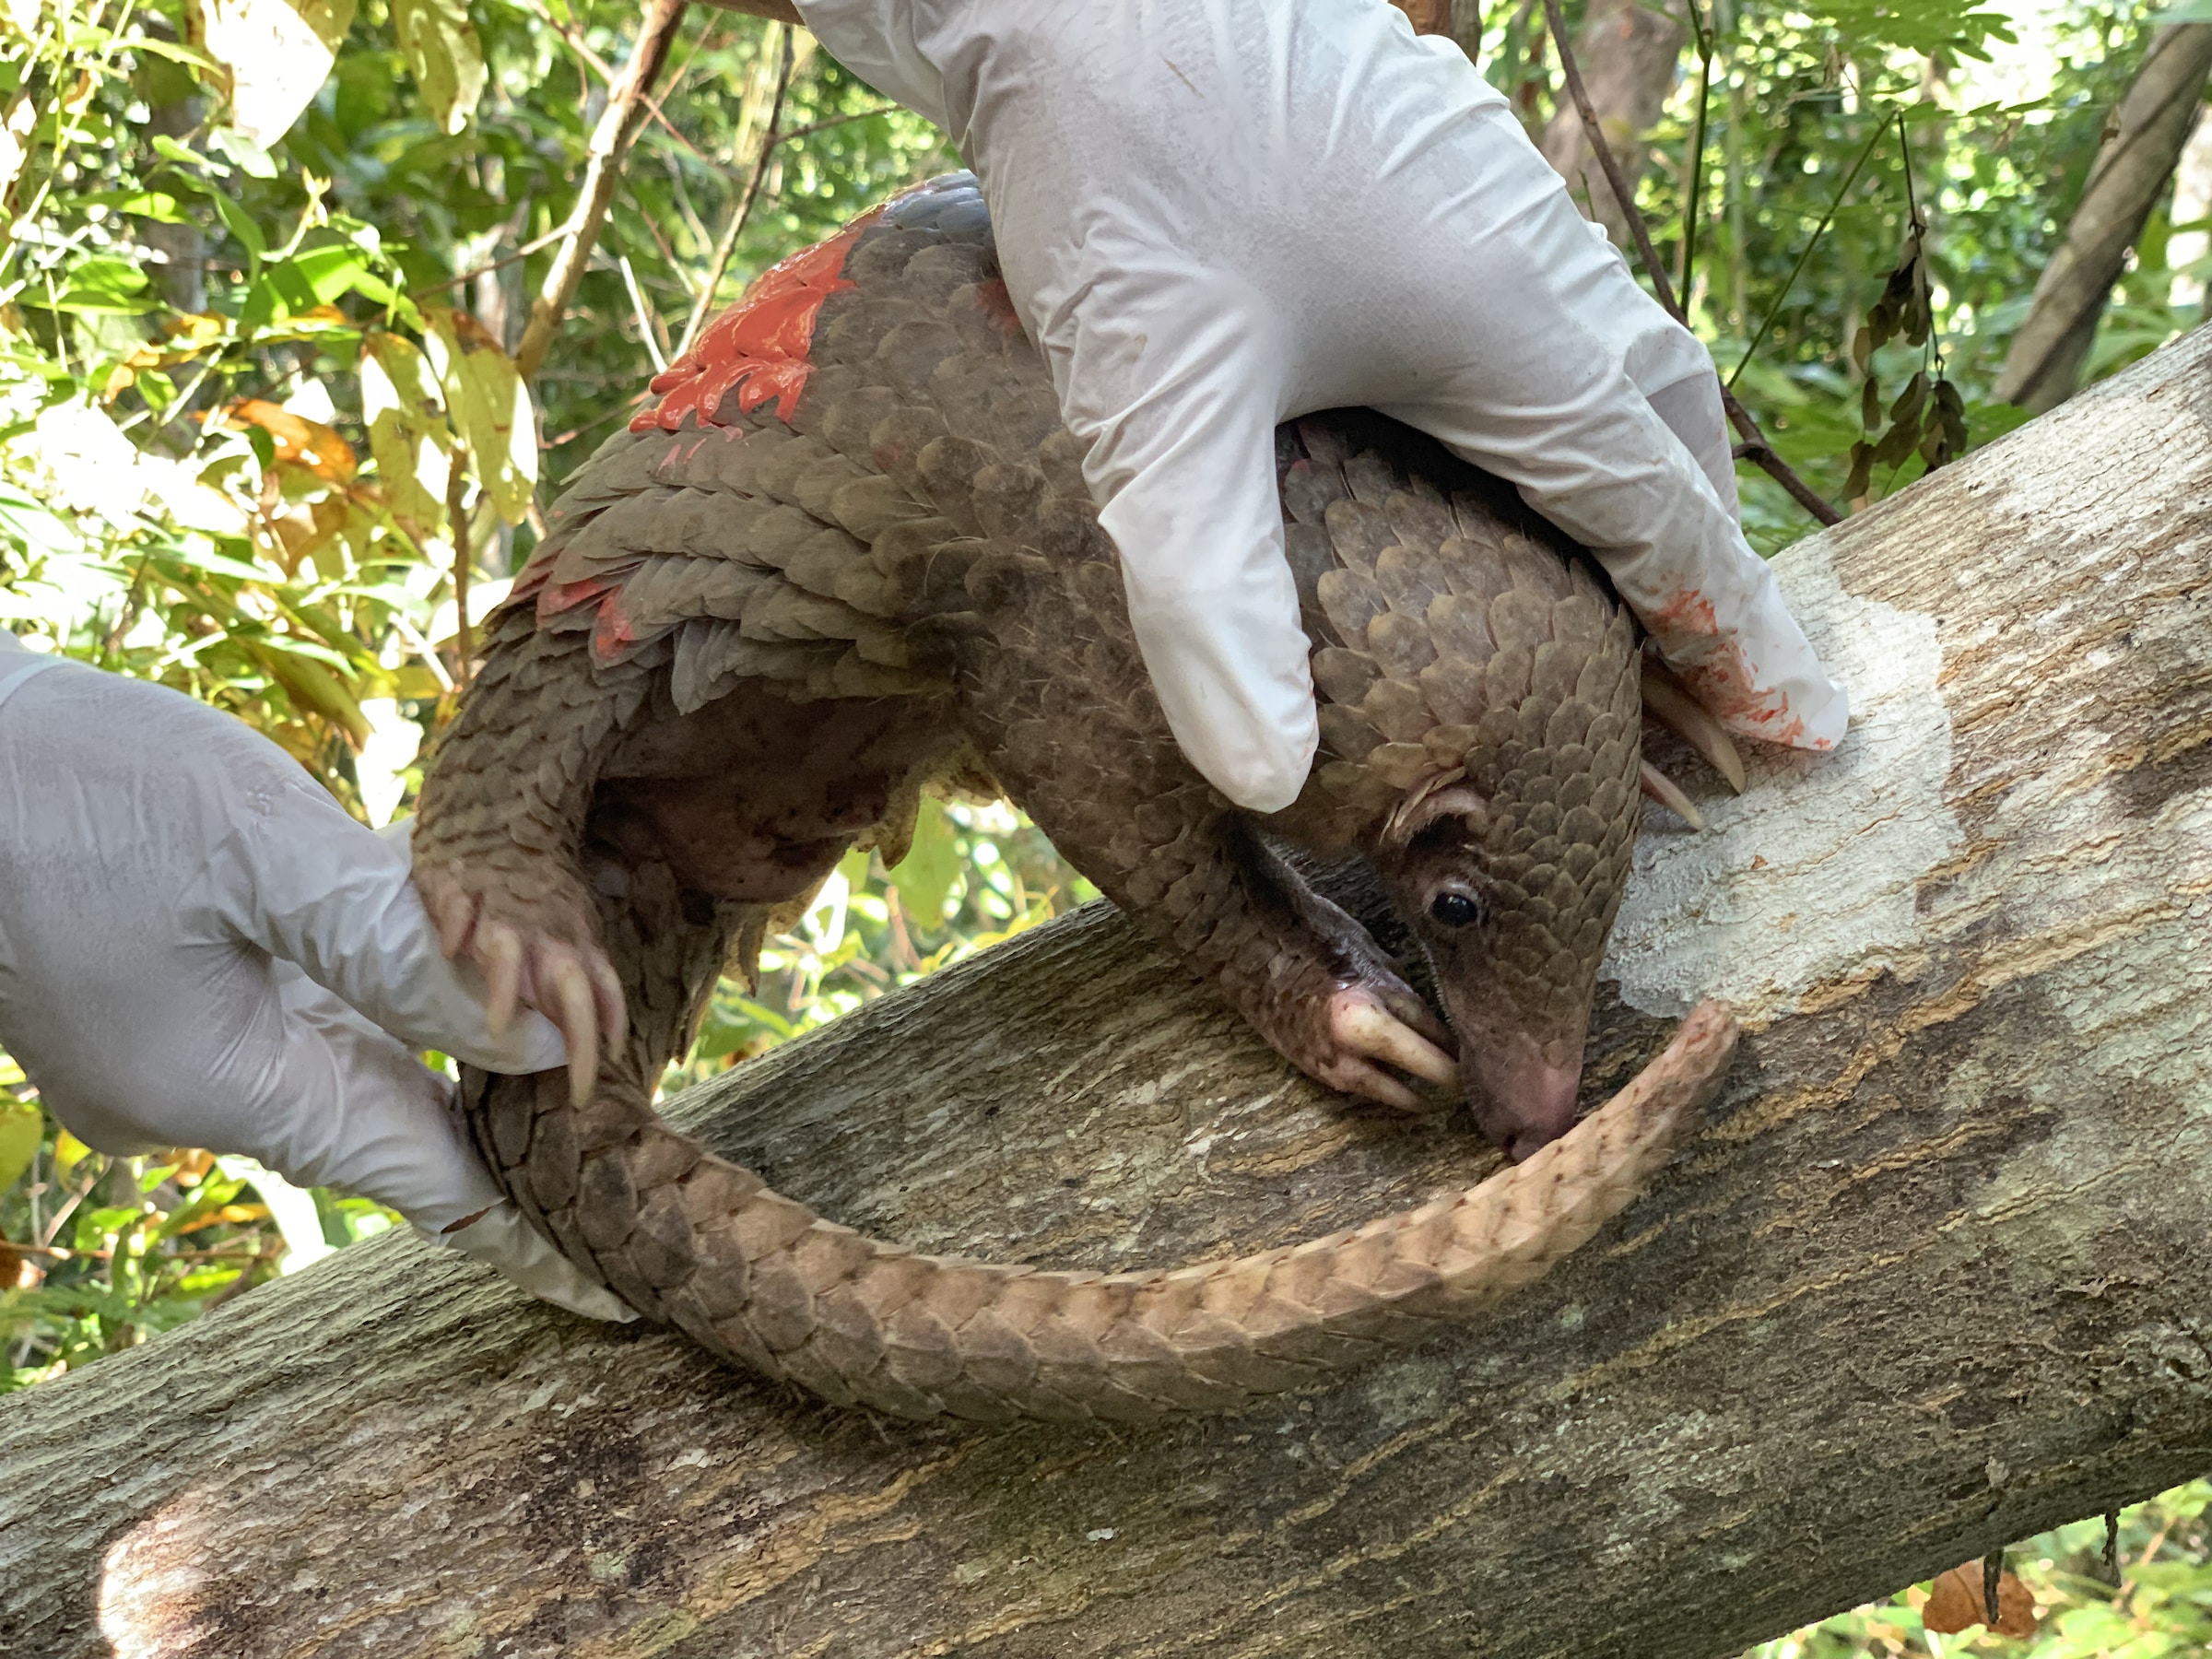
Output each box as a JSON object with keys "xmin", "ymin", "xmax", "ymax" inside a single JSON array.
[{"xmin": 0, "ymin": 0, "xmax": 2206, "ymax": 1644}]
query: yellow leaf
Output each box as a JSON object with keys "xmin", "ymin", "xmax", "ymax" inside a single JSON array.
[
  {"xmin": 53, "ymin": 1129, "xmax": 91, "ymax": 1180},
  {"xmin": 424, "ymin": 307, "xmax": 537, "ymax": 524},
  {"xmin": 186, "ymin": 0, "xmax": 357, "ymax": 146},
  {"xmin": 0, "ymin": 1098, "xmax": 41, "ymax": 1194},
  {"xmin": 390, "ymin": 0, "xmax": 485, "ymax": 135},
  {"xmin": 361, "ymin": 331, "xmax": 452, "ymax": 529}
]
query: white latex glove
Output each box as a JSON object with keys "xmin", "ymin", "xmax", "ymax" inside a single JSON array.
[
  {"xmin": 796, "ymin": 0, "xmax": 1848, "ymax": 810},
  {"xmin": 0, "ymin": 634, "xmax": 631, "ymax": 1323}
]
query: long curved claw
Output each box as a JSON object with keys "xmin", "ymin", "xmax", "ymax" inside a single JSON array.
[
  {"xmin": 424, "ymin": 877, "xmax": 479, "ymax": 960},
  {"xmin": 1639, "ymin": 759, "xmax": 1706, "ymax": 830},
  {"xmin": 549, "ymin": 957, "xmax": 600, "ymax": 1106},
  {"xmin": 1378, "ymin": 983, "xmax": 1453, "ymax": 1049},
  {"xmin": 1332, "ymin": 1060, "xmax": 1425, "ymax": 1113},
  {"xmin": 1641, "ymin": 661, "xmax": 1747, "ymax": 793},
  {"xmin": 1332, "ymin": 990, "xmax": 1460, "ymax": 1104},
  {"xmin": 477, "ymin": 923, "xmax": 524, "ymax": 1035},
  {"xmin": 584, "ymin": 949, "xmax": 628, "ymax": 1067}
]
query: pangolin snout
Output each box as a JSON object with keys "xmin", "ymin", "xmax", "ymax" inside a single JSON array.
[{"xmin": 1464, "ymin": 1034, "xmax": 1585, "ymax": 1161}]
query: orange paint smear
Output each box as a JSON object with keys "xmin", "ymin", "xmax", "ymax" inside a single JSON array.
[{"xmin": 632, "ymin": 211, "xmax": 883, "ymax": 434}]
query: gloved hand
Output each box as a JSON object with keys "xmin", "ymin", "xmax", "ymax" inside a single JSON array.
[
  {"xmin": 0, "ymin": 634, "xmax": 631, "ymax": 1323},
  {"xmin": 794, "ymin": 0, "xmax": 1848, "ymax": 810}
]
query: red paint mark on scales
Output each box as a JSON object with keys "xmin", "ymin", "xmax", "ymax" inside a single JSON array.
[{"xmin": 633, "ymin": 213, "xmax": 882, "ymax": 433}]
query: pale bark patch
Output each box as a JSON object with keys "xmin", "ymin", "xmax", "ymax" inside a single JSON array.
[{"xmin": 1606, "ymin": 547, "xmax": 1960, "ymax": 1018}]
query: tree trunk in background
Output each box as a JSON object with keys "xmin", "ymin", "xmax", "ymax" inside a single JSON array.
[
  {"xmin": 1994, "ymin": 23, "xmax": 2212, "ymax": 413},
  {"xmin": 5, "ymin": 330, "xmax": 2212, "ymax": 1658},
  {"xmin": 1389, "ymin": 0, "xmax": 1452, "ymax": 34},
  {"xmin": 1538, "ymin": 0, "xmax": 1688, "ymax": 247},
  {"xmin": 2166, "ymin": 99, "xmax": 2212, "ymax": 314}
]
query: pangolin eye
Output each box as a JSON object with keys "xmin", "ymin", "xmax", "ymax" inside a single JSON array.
[{"xmin": 1429, "ymin": 891, "xmax": 1483, "ymax": 927}]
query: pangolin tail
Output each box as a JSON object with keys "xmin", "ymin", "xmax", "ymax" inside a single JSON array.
[{"xmin": 461, "ymin": 825, "xmax": 1735, "ymax": 1424}]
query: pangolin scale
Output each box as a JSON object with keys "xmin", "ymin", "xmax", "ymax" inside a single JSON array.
[{"xmin": 413, "ymin": 173, "xmax": 1737, "ymax": 1423}]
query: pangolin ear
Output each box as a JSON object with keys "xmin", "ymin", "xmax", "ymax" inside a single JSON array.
[{"xmin": 1381, "ymin": 780, "xmax": 1489, "ymax": 850}]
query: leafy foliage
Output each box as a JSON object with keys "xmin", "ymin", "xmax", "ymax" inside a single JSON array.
[{"xmin": 1751, "ymin": 1482, "xmax": 2212, "ymax": 1656}]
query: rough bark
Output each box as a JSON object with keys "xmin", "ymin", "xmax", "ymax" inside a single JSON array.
[
  {"xmin": 1538, "ymin": 0, "xmax": 1688, "ymax": 249},
  {"xmin": 4, "ymin": 329, "xmax": 2212, "ymax": 1657},
  {"xmin": 1994, "ymin": 23, "xmax": 2212, "ymax": 413}
]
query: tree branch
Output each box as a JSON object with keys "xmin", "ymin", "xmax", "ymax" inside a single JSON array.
[
  {"xmin": 1540, "ymin": 0, "xmax": 1841, "ymax": 526},
  {"xmin": 1993, "ymin": 22, "xmax": 2212, "ymax": 414},
  {"xmin": 6, "ymin": 328, "xmax": 2212, "ymax": 1658},
  {"xmin": 513, "ymin": 0, "xmax": 691, "ymax": 384},
  {"xmin": 685, "ymin": 0, "xmax": 800, "ymax": 23},
  {"xmin": 674, "ymin": 23, "xmax": 794, "ymax": 361}
]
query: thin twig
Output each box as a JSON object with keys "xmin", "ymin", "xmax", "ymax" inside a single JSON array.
[
  {"xmin": 514, "ymin": 0, "xmax": 714, "ymax": 167},
  {"xmin": 447, "ymin": 442, "xmax": 473, "ymax": 685},
  {"xmin": 410, "ymin": 219, "xmax": 574, "ymax": 300},
  {"xmin": 514, "ymin": 0, "xmax": 690, "ymax": 384},
  {"xmin": 772, "ymin": 103, "xmax": 900, "ymax": 147},
  {"xmin": 675, "ymin": 25, "xmax": 794, "ymax": 361},
  {"xmin": 1895, "ymin": 109, "xmax": 1944, "ymax": 377},
  {"xmin": 1728, "ymin": 119, "xmax": 1887, "ymax": 393},
  {"xmin": 1542, "ymin": 0, "xmax": 1840, "ymax": 526},
  {"xmin": 619, "ymin": 253, "xmax": 671, "ymax": 371},
  {"xmin": 1677, "ymin": 1, "xmax": 1712, "ymax": 305},
  {"xmin": 683, "ymin": 0, "xmax": 800, "ymax": 20}
]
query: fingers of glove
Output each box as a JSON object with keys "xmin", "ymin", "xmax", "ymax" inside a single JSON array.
[
  {"xmin": 1644, "ymin": 371, "xmax": 1741, "ymax": 522},
  {"xmin": 229, "ymin": 806, "xmax": 567, "ymax": 1077},
  {"xmin": 1090, "ymin": 398, "xmax": 1318, "ymax": 813},
  {"xmin": 239, "ymin": 971, "xmax": 521, "ymax": 1233},
  {"xmin": 1360, "ymin": 133, "xmax": 1845, "ymax": 750},
  {"xmin": 428, "ymin": 1203, "xmax": 639, "ymax": 1324}
]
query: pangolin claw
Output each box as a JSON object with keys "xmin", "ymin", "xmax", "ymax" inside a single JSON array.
[
  {"xmin": 550, "ymin": 959, "xmax": 600, "ymax": 1106},
  {"xmin": 1640, "ymin": 661, "xmax": 1747, "ymax": 794},
  {"xmin": 1638, "ymin": 759, "xmax": 1707, "ymax": 830},
  {"xmin": 1329, "ymin": 987, "xmax": 1460, "ymax": 1110},
  {"xmin": 479, "ymin": 924, "xmax": 524, "ymax": 1035}
]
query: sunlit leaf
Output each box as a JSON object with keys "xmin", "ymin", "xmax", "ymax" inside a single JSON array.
[
  {"xmin": 214, "ymin": 397, "xmax": 358, "ymax": 484},
  {"xmin": 361, "ymin": 330, "xmax": 453, "ymax": 529},
  {"xmin": 888, "ymin": 796, "xmax": 962, "ymax": 924},
  {"xmin": 0, "ymin": 1100, "xmax": 41, "ymax": 1196},
  {"xmin": 423, "ymin": 307, "xmax": 536, "ymax": 524},
  {"xmin": 51, "ymin": 1131, "xmax": 92, "ymax": 1181},
  {"xmin": 390, "ymin": 0, "xmax": 486, "ymax": 136},
  {"xmin": 185, "ymin": 0, "xmax": 357, "ymax": 145}
]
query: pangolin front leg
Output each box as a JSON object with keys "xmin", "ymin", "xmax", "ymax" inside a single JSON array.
[{"xmin": 948, "ymin": 556, "xmax": 1456, "ymax": 1110}]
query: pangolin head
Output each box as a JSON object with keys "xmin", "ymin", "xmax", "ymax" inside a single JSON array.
[{"xmin": 1360, "ymin": 557, "xmax": 1644, "ymax": 1162}]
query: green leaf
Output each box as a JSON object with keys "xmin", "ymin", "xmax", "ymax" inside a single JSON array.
[
  {"xmin": 0, "ymin": 1099, "xmax": 41, "ymax": 1196},
  {"xmin": 150, "ymin": 133, "xmax": 226, "ymax": 175},
  {"xmin": 52, "ymin": 258, "xmax": 152, "ymax": 315},
  {"xmin": 288, "ymin": 243, "xmax": 371, "ymax": 303},
  {"xmin": 390, "ymin": 0, "xmax": 486, "ymax": 136},
  {"xmin": 888, "ymin": 797, "xmax": 962, "ymax": 924},
  {"xmin": 211, "ymin": 192, "xmax": 267, "ymax": 267}
]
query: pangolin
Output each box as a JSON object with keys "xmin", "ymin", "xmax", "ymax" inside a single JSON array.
[{"xmin": 411, "ymin": 172, "xmax": 1741, "ymax": 1424}]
